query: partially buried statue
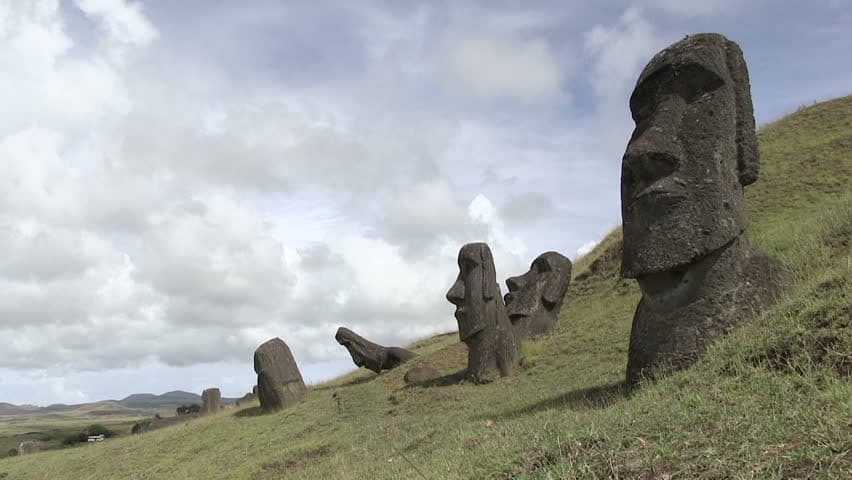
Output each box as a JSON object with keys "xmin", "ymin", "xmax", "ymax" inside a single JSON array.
[
  {"xmin": 621, "ymin": 33, "xmax": 785, "ymax": 386},
  {"xmin": 335, "ymin": 327, "xmax": 415, "ymax": 373},
  {"xmin": 504, "ymin": 251, "xmax": 572, "ymax": 339},
  {"xmin": 253, "ymin": 337, "xmax": 308, "ymax": 413},
  {"xmin": 201, "ymin": 387, "xmax": 221, "ymax": 415},
  {"xmin": 446, "ymin": 242, "xmax": 518, "ymax": 382}
]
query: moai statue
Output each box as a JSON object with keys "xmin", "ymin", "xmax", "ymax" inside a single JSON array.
[
  {"xmin": 620, "ymin": 33, "xmax": 785, "ymax": 386},
  {"xmin": 446, "ymin": 242, "xmax": 518, "ymax": 382},
  {"xmin": 335, "ymin": 327, "xmax": 415, "ymax": 373},
  {"xmin": 18, "ymin": 440, "xmax": 40, "ymax": 455},
  {"xmin": 253, "ymin": 337, "xmax": 308, "ymax": 413},
  {"xmin": 504, "ymin": 251, "xmax": 572, "ymax": 339},
  {"xmin": 201, "ymin": 388, "xmax": 221, "ymax": 415}
]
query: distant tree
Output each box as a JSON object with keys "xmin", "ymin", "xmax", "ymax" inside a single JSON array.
[
  {"xmin": 177, "ymin": 403, "xmax": 201, "ymax": 416},
  {"xmin": 87, "ymin": 424, "xmax": 115, "ymax": 438},
  {"xmin": 131, "ymin": 421, "xmax": 151, "ymax": 435},
  {"xmin": 62, "ymin": 433, "xmax": 84, "ymax": 446},
  {"xmin": 7, "ymin": 448, "xmax": 18, "ymax": 457}
]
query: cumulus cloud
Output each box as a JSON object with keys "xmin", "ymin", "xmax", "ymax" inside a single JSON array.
[
  {"xmin": 500, "ymin": 192, "xmax": 555, "ymax": 225},
  {"xmin": 584, "ymin": 8, "xmax": 663, "ymax": 102},
  {"xmin": 576, "ymin": 240, "xmax": 597, "ymax": 259},
  {"xmin": 443, "ymin": 32, "xmax": 564, "ymax": 102},
  {"xmin": 648, "ymin": 0, "xmax": 749, "ymax": 18},
  {"xmin": 2, "ymin": 0, "xmax": 844, "ymax": 405}
]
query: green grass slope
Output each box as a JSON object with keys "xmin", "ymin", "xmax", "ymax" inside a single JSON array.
[{"xmin": 2, "ymin": 96, "xmax": 850, "ymax": 479}]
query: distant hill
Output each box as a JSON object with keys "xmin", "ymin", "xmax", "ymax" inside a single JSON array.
[
  {"xmin": 0, "ymin": 402, "xmax": 39, "ymax": 416},
  {"xmin": 0, "ymin": 391, "xmax": 237, "ymax": 418},
  {"xmin": 118, "ymin": 391, "xmax": 204, "ymax": 409}
]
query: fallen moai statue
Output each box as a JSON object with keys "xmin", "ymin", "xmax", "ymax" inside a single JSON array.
[{"xmin": 335, "ymin": 327, "xmax": 415, "ymax": 373}]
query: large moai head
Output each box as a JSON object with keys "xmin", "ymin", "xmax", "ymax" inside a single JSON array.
[
  {"xmin": 446, "ymin": 242, "xmax": 503, "ymax": 341},
  {"xmin": 446, "ymin": 242, "xmax": 517, "ymax": 381},
  {"xmin": 621, "ymin": 33, "xmax": 758, "ymax": 279},
  {"xmin": 504, "ymin": 251, "xmax": 572, "ymax": 339}
]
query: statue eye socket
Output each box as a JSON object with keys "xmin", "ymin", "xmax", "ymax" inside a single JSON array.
[
  {"xmin": 534, "ymin": 260, "xmax": 551, "ymax": 273},
  {"xmin": 461, "ymin": 258, "xmax": 479, "ymax": 273},
  {"xmin": 630, "ymin": 63, "xmax": 724, "ymax": 121}
]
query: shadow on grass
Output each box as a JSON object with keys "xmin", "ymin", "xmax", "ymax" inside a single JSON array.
[
  {"xmin": 312, "ymin": 372, "xmax": 379, "ymax": 391},
  {"xmin": 233, "ymin": 406, "xmax": 264, "ymax": 418},
  {"xmin": 404, "ymin": 369, "xmax": 472, "ymax": 388},
  {"xmin": 482, "ymin": 381, "xmax": 630, "ymax": 420}
]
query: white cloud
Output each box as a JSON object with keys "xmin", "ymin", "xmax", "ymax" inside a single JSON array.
[
  {"xmin": 576, "ymin": 240, "xmax": 597, "ymax": 259},
  {"xmin": 75, "ymin": 0, "xmax": 158, "ymax": 46},
  {"xmin": 444, "ymin": 32, "xmax": 565, "ymax": 102},
  {"xmin": 648, "ymin": 0, "xmax": 748, "ymax": 18},
  {"xmin": 584, "ymin": 8, "xmax": 661, "ymax": 101},
  {"xmin": 2, "ymin": 0, "xmax": 841, "ymax": 405}
]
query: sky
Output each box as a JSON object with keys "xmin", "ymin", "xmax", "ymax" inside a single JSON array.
[{"xmin": 1, "ymin": 0, "xmax": 850, "ymax": 406}]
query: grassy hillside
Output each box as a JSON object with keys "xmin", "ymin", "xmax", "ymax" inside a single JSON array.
[{"xmin": 2, "ymin": 95, "xmax": 850, "ymax": 479}]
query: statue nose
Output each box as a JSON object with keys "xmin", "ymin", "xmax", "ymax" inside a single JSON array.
[
  {"xmin": 624, "ymin": 149, "xmax": 680, "ymax": 193},
  {"xmin": 446, "ymin": 279, "xmax": 465, "ymax": 305},
  {"xmin": 506, "ymin": 276, "xmax": 521, "ymax": 292}
]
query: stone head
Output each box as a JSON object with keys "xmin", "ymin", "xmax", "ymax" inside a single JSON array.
[
  {"xmin": 335, "ymin": 327, "xmax": 367, "ymax": 367},
  {"xmin": 446, "ymin": 242, "xmax": 502, "ymax": 341},
  {"xmin": 504, "ymin": 251, "xmax": 572, "ymax": 322},
  {"xmin": 621, "ymin": 33, "xmax": 758, "ymax": 278}
]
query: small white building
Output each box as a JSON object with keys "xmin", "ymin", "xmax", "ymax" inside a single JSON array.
[{"xmin": 87, "ymin": 434, "xmax": 105, "ymax": 443}]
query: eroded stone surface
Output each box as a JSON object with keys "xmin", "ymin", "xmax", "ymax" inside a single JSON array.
[
  {"xmin": 201, "ymin": 388, "xmax": 221, "ymax": 415},
  {"xmin": 621, "ymin": 33, "xmax": 785, "ymax": 386},
  {"xmin": 335, "ymin": 327, "xmax": 415, "ymax": 373},
  {"xmin": 504, "ymin": 251, "xmax": 572, "ymax": 339},
  {"xmin": 403, "ymin": 364, "xmax": 442, "ymax": 384},
  {"xmin": 253, "ymin": 337, "xmax": 308, "ymax": 412},
  {"xmin": 446, "ymin": 242, "xmax": 518, "ymax": 382}
]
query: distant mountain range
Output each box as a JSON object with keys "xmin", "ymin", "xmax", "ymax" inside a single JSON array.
[{"xmin": 0, "ymin": 391, "xmax": 237, "ymax": 417}]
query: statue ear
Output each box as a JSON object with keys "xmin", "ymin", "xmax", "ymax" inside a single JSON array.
[
  {"xmin": 725, "ymin": 39, "xmax": 759, "ymax": 187},
  {"xmin": 480, "ymin": 245, "xmax": 496, "ymax": 300},
  {"xmin": 542, "ymin": 256, "xmax": 572, "ymax": 307}
]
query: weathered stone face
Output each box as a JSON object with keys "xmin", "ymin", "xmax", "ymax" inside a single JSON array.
[
  {"xmin": 201, "ymin": 388, "xmax": 221, "ymax": 415},
  {"xmin": 504, "ymin": 251, "xmax": 572, "ymax": 338},
  {"xmin": 446, "ymin": 242, "xmax": 518, "ymax": 382},
  {"xmin": 335, "ymin": 327, "xmax": 415, "ymax": 373},
  {"xmin": 621, "ymin": 34, "xmax": 785, "ymax": 386},
  {"xmin": 253, "ymin": 337, "xmax": 308, "ymax": 413},
  {"xmin": 621, "ymin": 33, "xmax": 758, "ymax": 278}
]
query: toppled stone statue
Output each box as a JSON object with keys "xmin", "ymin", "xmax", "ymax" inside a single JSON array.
[
  {"xmin": 504, "ymin": 251, "xmax": 572, "ymax": 339},
  {"xmin": 253, "ymin": 337, "xmax": 308, "ymax": 413},
  {"xmin": 201, "ymin": 388, "xmax": 221, "ymax": 415},
  {"xmin": 335, "ymin": 327, "xmax": 415, "ymax": 373},
  {"xmin": 620, "ymin": 33, "xmax": 785, "ymax": 386},
  {"xmin": 446, "ymin": 242, "xmax": 518, "ymax": 382}
]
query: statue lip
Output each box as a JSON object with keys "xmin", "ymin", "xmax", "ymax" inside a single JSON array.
[
  {"xmin": 453, "ymin": 307, "xmax": 467, "ymax": 321},
  {"xmin": 633, "ymin": 182, "xmax": 686, "ymax": 202}
]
